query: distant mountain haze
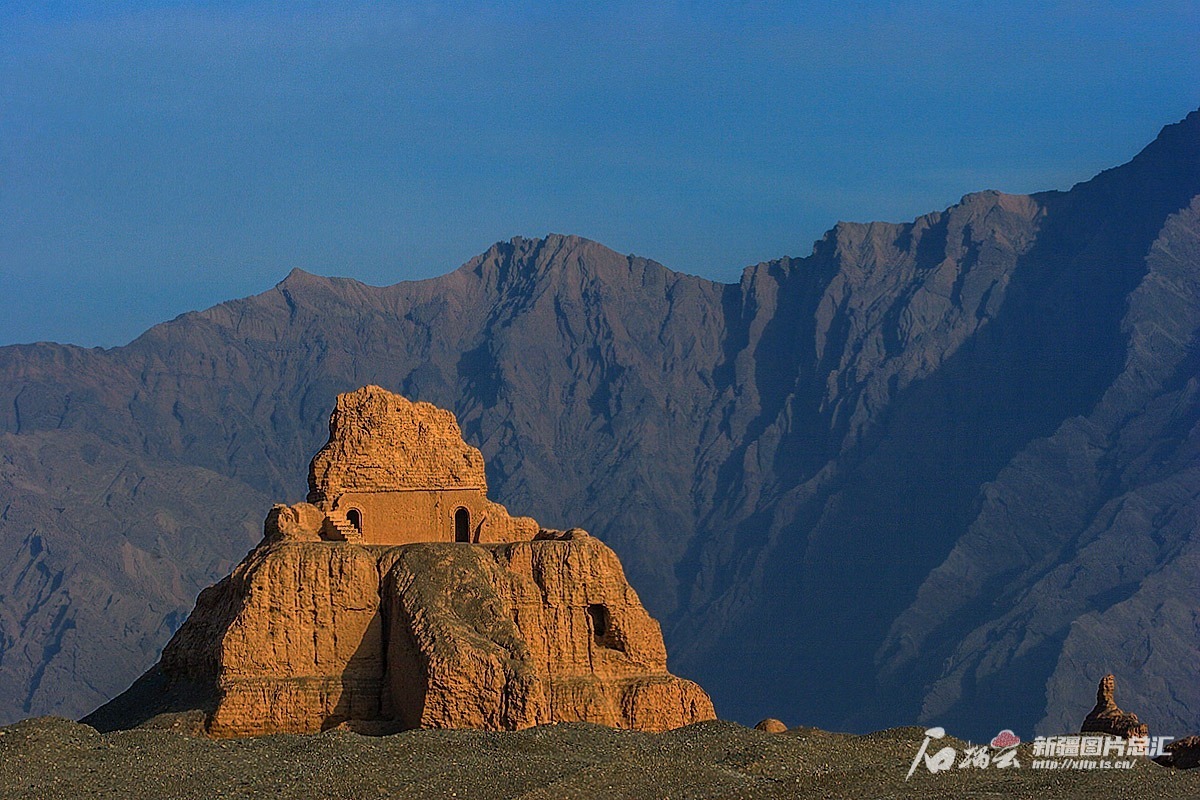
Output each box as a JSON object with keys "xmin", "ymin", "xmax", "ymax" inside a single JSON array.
[{"xmin": 1, "ymin": 109, "xmax": 1197, "ymax": 742}]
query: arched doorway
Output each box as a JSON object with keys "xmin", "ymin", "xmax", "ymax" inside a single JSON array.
[
  {"xmin": 346, "ymin": 508, "xmax": 362, "ymax": 534},
  {"xmin": 454, "ymin": 507, "xmax": 470, "ymax": 543}
]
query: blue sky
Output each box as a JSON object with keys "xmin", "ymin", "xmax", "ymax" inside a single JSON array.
[{"xmin": 2, "ymin": 1, "xmax": 1198, "ymax": 347}]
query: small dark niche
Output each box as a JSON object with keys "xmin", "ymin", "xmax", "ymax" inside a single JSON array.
[
  {"xmin": 588, "ymin": 604, "xmax": 609, "ymax": 638},
  {"xmin": 588, "ymin": 603, "xmax": 623, "ymax": 651}
]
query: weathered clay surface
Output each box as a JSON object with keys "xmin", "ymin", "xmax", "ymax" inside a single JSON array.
[
  {"xmin": 1080, "ymin": 675, "xmax": 1149, "ymax": 739},
  {"xmin": 383, "ymin": 530, "xmax": 712, "ymax": 732},
  {"xmin": 307, "ymin": 386, "xmax": 487, "ymax": 503},
  {"xmin": 262, "ymin": 502, "xmax": 325, "ymax": 543},
  {"xmin": 88, "ymin": 533, "xmax": 713, "ymax": 736},
  {"xmin": 298, "ymin": 386, "xmax": 538, "ymax": 545}
]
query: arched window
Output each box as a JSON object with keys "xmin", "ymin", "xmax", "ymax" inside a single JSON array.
[
  {"xmin": 454, "ymin": 507, "xmax": 470, "ymax": 543},
  {"xmin": 346, "ymin": 508, "xmax": 362, "ymax": 533}
]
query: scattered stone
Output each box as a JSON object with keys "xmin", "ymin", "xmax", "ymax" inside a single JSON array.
[{"xmin": 1080, "ymin": 674, "xmax": 1149, "ymax": 739}]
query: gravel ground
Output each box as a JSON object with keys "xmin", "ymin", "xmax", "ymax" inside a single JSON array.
[{"xmin": 1, "ymin": 717, "xmax": 1197, "ymax": 799}]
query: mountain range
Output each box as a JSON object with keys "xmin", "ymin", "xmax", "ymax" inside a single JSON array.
[{"xmin": 1, "ymin": 108, "xmax": 1197, "ymax": 741}]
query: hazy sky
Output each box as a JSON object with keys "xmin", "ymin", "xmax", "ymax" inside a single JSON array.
[{"xmin": 3, "ymin": 1, "xmax": 1198, "ymax": 347}]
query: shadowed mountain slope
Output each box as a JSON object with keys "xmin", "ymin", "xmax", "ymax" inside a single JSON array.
[{"xmin": 1, "ymin": 109, "xmax": 1197, "ymax": 740}]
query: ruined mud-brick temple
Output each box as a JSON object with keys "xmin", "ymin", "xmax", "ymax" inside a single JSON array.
[
  {"xmin": 85, "ymin": 386, "xmax": 715, "ymax": 737},
  {"xmin": 303, "ymin": 385, "xmax": 539, "ymax": 545}
]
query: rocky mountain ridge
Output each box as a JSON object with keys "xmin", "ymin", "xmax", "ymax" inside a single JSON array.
[{"xmin": 1, "ymin": 109, "xmax": 1197, "ymax": 741}]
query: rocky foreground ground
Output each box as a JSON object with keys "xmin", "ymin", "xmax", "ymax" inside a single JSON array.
[{"xmin": 2, "ymin": 717, "xmax": 1197, "ymax": 800}]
